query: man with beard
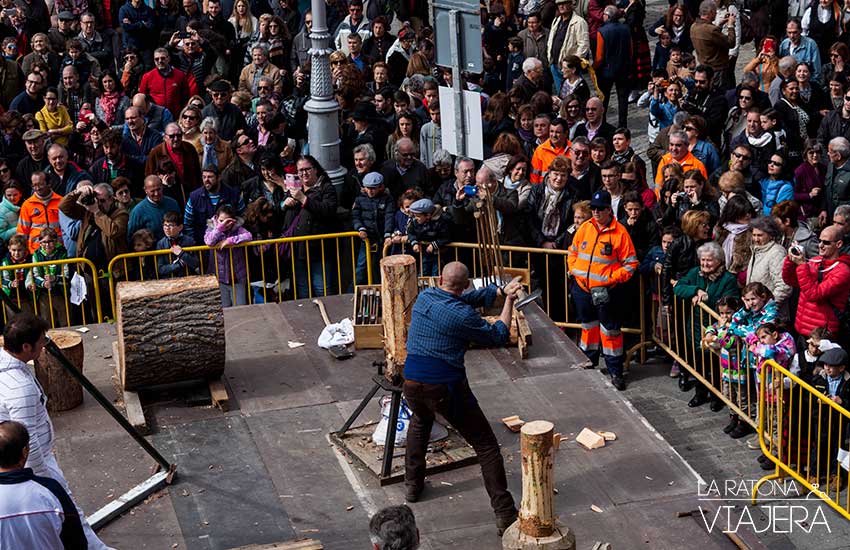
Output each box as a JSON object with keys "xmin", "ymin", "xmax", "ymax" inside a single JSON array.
[
  {"xmin": 680, "ymin": 65, "xmax": 729, "ymax": 145},
  {"xmin": 89, "ymin": 128, "xmax": 144, "ymax": 193}
]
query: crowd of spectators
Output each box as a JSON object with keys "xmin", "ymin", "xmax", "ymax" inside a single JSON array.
[{"xmin": 0, "ymin": 0, "xmax": 846, "ymax": 485}]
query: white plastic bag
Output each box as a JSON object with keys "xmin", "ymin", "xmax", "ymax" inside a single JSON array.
[
  {"xmin": 317, "ymin": 318, "xmax": 355, "ymax": 348},
  {"xmin": 372, "ymin": 395, "xmax": 448, "ymax": 446}
]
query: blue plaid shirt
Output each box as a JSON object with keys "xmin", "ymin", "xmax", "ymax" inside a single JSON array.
[{"xmin": 405, "ymin": 285, "xmax": 509, "ymax": 380}]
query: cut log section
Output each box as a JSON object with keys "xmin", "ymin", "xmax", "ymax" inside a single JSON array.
[
  {"xmin": 380, "ymin": 255, "xmax": 418, "ymax": 380},
  {"xmin": 518, "ymin": 420, "xmax": 556, "ymax": 537},
  {"xmin": 33, "ymin": 329, "xmax": 84, "ymax": 412},
  {"xmin": 116, "ymin": 275, "xmax": 225, "ymax": 391}
]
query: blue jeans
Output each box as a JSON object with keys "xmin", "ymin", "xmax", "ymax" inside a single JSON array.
[
  {"xmin": 421, "ymin": 253, "xmax": 439, "ymax": 277},
  {"xmin": 550, "ymin": 63, "xmax": 564, "ymax": 95},
  {"xmin": 294, "ymin": 257, "xmax": 338, "ymax": 299},
  {"xmin": 355, "ymin": 241, "xmax": 381, "ymax": 286},
  {"xmin": 219, "ymin": 281, "xmax": 247, "ymax": 307}
]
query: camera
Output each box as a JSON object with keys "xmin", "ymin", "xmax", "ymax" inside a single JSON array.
[
  {"xmin": 79, "ymin": 193, "xmax": 96, "ymax": 206},
  {"xmin": 463, "ymin": 184, "xmax": 478, "ymax": 197},
  {"xmin": 790, "ymin": 244, "xmax": 804, "ymax": 257}
]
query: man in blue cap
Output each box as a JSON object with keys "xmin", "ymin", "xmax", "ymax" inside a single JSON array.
[{"xmin": 567, "ymin": 188, "xmax": 639, "ymax": 390}]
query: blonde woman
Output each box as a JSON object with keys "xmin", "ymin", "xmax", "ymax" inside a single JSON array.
[
  {"xmin": 229, "ymin": 0, "xmax": 258, "ymax": 68},
  {"xmin": 243, "ymin": 13, "xmax": 273, "ymax": 65}
]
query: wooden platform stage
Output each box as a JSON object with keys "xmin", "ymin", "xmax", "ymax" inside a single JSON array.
[{"xmin": 49, "ymin": 295, "xmax": 745, "ymax": 550}]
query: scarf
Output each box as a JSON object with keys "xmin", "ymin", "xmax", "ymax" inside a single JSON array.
[
  {"xmin": 700, "ymin": 264, "xmax": 726, "ymax": 282},
  {"xmin": 517, "ymin": 127, "xmax": 533, "ymax": 144},
  {"xmin": 202, "ymin": 139, "xmax": 218, "ymax": 169},
  {"xmin": 539, "ymin": 185, "xmax": 563, "ymax": 239},
  {"xmin": 721, "ymin": 222, "xmax": 749, "ymax": 269},
  {"xmin": 612, "ymin": 147, "xmax": 634, "ymax": 166},
  {"xmin": 98, "ymin": 91, "xmax": 121, "ymax": 126},
  {"xmin": 746, "ymin": 131, "xmax": 773, "ymax": 148},
  {"xmin": 503, "ymin": 175, "xmax": 520, "ymax": 190}
]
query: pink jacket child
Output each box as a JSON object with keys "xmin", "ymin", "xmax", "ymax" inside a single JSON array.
[
  {"xmin": 203, "ymin": 206, "xmax": 253, "ymax": 286},
  {"xmin": 746, "ymin": 322, "xmax": 797, "ymax": 398}
]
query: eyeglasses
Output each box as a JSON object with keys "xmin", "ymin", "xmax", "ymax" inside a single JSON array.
[
  {"xmin": 297, "ymin": 166, "xmax": 314, "ymax": 173},
  {"xmin": 211, "ymin": 92, "xmax": 227, "ymax": 97},
  {"xmin": 166, "ymin": 132, "xmax": 183, "ymax": 138},
  {"xmin": 238, "ymin": 139, "xmax": 254, "ymax": 147},
  {"xmin": 738, "ymin": 95, "xmax": 752, "ymax": 100},
  {"xmin": 330, "ymin": 60, "xmax": 343, "ymax": 66},
  {"xmin": 399, "ymin": 152, "xmax": 415, "ymax": 158},
  {"xmin": 572, "ymin": 149, "xmax": 588, "ymax": 156},
  {"xmin": 0, "ymin": 167, "xmax": 9, "ymax": 174},
  {"xmin": 258, "ymin": 85, "xmax": 271, "ymax": 90},
  {"xmin": 589, "ymin": 206, "xmax": 608, "ymax": 211},
  {"xmin": 26, "ymin": 79, "xmax": 39, "ymax": 85},
  {"xmin": 566, "ymin": 104, "xmax": 580, "ymax": 110},
  {"xmin": 182, "ymin": 114, "xmax": 198, "ymax": 120},
  {"xmin": 768, "ymin": 159, "xmax": 784, "ymax": 166},
  {"xmin": 585, "ymin": 107, "xmax": 598, "ymax": 112},
  {"xmin": 820, "ymin": 239, "xmax": 835, "ymax": 245},
  {"xmin": 45, "ymin": 96, "xmax": 57, "ymax": 101},
  {"xmin": 684, "ymin": 125, "xmax": 696, "ymax": 131},
  {"xmin": 844, "ymin": 95, "xmax": 850, "ymax": 101},
  {"xmin": 116, "ymin": 189, "xmax": 130, "ymax": 195},
  {"xmin": 832, "ymin": 53, "xmax": 842, "ymax": 58},
  {"xmin": 732, "ymin": 151, "xmax": 751, "ymax": 160}
]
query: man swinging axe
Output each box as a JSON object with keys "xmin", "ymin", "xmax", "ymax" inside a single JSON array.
[{"xmin": 402, "ymin": 261, "xmax": 522, "ymax": 537}]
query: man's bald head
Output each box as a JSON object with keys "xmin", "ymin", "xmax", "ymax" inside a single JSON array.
[
  {"xmin": 440, "ymin": 262, "xmax": 469, "ymax": 294},
  {"xmin": 820, "ymin": 225, "xmax": 844, "ymax": 259}
]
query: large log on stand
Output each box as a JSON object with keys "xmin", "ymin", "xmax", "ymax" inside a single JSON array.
[
  {"xmin": 116, "ymin": 275, "xmax": 225, "ymax": 391},
  {"xmin": 380, "ymin": 255, "xmax": 418, "ymax": 381},
  {"xmin": 33, "ymin": 329, "xmax": 84, "ymax": 412}
]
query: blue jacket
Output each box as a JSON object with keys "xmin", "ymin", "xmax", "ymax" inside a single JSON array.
[
  {"xmin": 760, "ymin": 178, "xmax": 794, "ymax": 216},
  {"xmin": 691, "ymin": 140, "xmax": 720, "ymax": 175},
  {"xmin": 779, "ymin": 37, "xmax": 822, "ymax": 82},
  {"xmin": 352, "ymin": 191, "xmax": 395, "ymax": 240},
  {"xmin": 156, "ymin": 233, "xmax": 200, "ymax": 277},
  {"xmin": 184, "ymin": 184, "xmax": 243, "ymax": 244},
  {"xmin": 649, "ymin": 98, "xmax": 678, "ymax": 129},
  {"xmin": 119, "ymin": 1, "xmax": 155, "ymax": 49},
  {"xmin": 121, "ymin": 127, "xmax": 163, "ymax": 165},
  {"xmin": 595, "ymin": 21, "xmax": 631, "ymax": 81}
]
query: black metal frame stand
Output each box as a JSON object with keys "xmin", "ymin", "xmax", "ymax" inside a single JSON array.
[{"xmin": 335, "ymin": 361, "xmax": 403, "ymax": 479}]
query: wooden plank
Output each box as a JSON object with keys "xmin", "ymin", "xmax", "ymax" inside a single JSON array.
[
  {"xmin": 516, "ymin": 317, "xmax": 528, "ymax": 359},
  {"xmin": 113, "ymin": 341, "xmax": 148, "ymax": 434},
  {"xmin": 122, "ymin": 389, "xmax": 148, "ymax": 434},
  {"xmin": 517, "ymin": 312, "xmax": 533, "ymax": 346},
  {"xmin": 227, "ymin": 539, "xmax": 323, "ymax": 550},
  {"xmin": 209, "ymin": 378, "xmax": 230, "ymax": 412}
]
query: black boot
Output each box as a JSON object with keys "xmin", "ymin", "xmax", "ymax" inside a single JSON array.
[
  {"xmin": 729, "ymin": 422, "xmax": 754, "ymax": 439},
  {"xmin": 709, "ymin": 396, "xmax": 725, "ymax": 412},
  {"xmin": 688, "ymin": 387, "xmax": 709, "ymax": 407},
  {"xmin": 723, "ymin": 415, "xmax": 739, "ymax": 434},
  {"xmin": 678, "ymin": 372, "xmax": 693, "ymax": 392}
]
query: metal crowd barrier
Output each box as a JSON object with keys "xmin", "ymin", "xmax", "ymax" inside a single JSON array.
[
  {"xmin": 754, "ymin": 358, "xmax": 850, "ymax": 520},
  {"xmin": 0, "ymin": 257, "xmax": 103, "ymax": 329},
  {"xmin": 647, "ymin": 274, "xmax": 758, "ymax": 429},
  {"xmin": 107, "ymin": 232, "xmax": 371, "ymax": 311}
]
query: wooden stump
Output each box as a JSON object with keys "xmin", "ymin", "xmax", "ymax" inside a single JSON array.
[
  {"xmin": 503, "ymin": 420, "xmax": 575, "ymax": 549},
  {"xmin": 519, "ymin": 420, "xmax": 556, "ymax": 537},
  {"xmin": 380, "ymin": 255, "xmax": 418, "ymax": 380},
  {"xmin": 33, "ymin": 330, "xmax": 84, "ymax": 412},
  {"xmin": 116, "ymin": 275, "xmax": 225, "ymax": 391}
]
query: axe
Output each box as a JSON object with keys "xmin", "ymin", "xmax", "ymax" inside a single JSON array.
[{"xmin": 500, "ymin": 275, "xmax": 541, "ymax": 312}]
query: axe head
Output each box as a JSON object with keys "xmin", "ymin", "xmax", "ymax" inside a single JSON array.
[{"xmin": 514, "ymin": 288, "xmax": 542, "ymax": 311}]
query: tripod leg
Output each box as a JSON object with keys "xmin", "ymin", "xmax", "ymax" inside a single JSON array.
[
  {"xmin": 336, "ymin": 381, "xmax": 381, "ymax": 436},
  {"xmin": 380, "ymin": 389, "xmax": 402, "ymax": 478}
]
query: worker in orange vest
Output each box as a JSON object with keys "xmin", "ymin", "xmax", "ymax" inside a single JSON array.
[{"xmin": 567, "ymin": 189, "xmax": 639, "ymax": 390}]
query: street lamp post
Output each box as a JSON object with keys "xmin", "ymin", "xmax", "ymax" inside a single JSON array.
[{"xmin": 305, "ymin": 0, "xmax": 347, "ymax": 188}]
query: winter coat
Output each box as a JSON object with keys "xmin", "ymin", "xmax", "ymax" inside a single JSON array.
[
  {"xmin": 793, "ymin": 161, "xmax": 825, "ymax": 219},
  {"xmin": 525, "ymin": 183, "xmax": 575, "ymax": 249},
  {"xmin": 746, "ymin": 241, "xmax": 792, "ymax": 307},
  {"xmin": 782, "ymin": 255, "xmax": 850, "ymax": 336},
  {"xmin": 204, "ymin": 219, "xmax": 252, "ymax": 285},
  {"xmin": 491, "ymin": 185, "xmax": 523, "ymax": 247},
  {"xmin": 661, "ymin": 235, "xmax": 708, "ymax": 304},
  {"xmin": 760, "ymin": 178, "xmax": 794, "ymax": 216},
  {"xmin": 57, "ymin": 194, "xmax": 128, "ymax": 272},
  {"xmin": 729, "ymin": 298, "xmax": 779, "ymax": 339},
  {"xmin": 352, "ymin": 191, "xmax": 395, "ymax": 241},
  {"xmin": 0, "ymin": 198, "xmax": 19, "ymax": 242},
  {"xmin": 620, "ymin": 208, "xmax": 660, "ymax": 261},
  {"xmin": 779, "ymin": 221, "xmax": 820, "ymax": 259},
  {"xmin": 673, "ymin": 266, "xmax": 740, "ymax": 349},
  {"xmin": 280, "ymin": 176, "xmax": 339, "ymax": 261},
  {"xmin": 824, "ymin": 160, "xmax": 850, "ymax": 218},
  {"xmin": 407, "ymin": 207, "xmax": 452, "ymax": 250},
  {"xmin": 138, "ymin": 67, "xmax": 198, "ymax": 119}
]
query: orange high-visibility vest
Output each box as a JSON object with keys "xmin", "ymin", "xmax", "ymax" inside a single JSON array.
[{"xmin": 567, "ymin": 217, "xmax": 638, "ymax": 293}]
